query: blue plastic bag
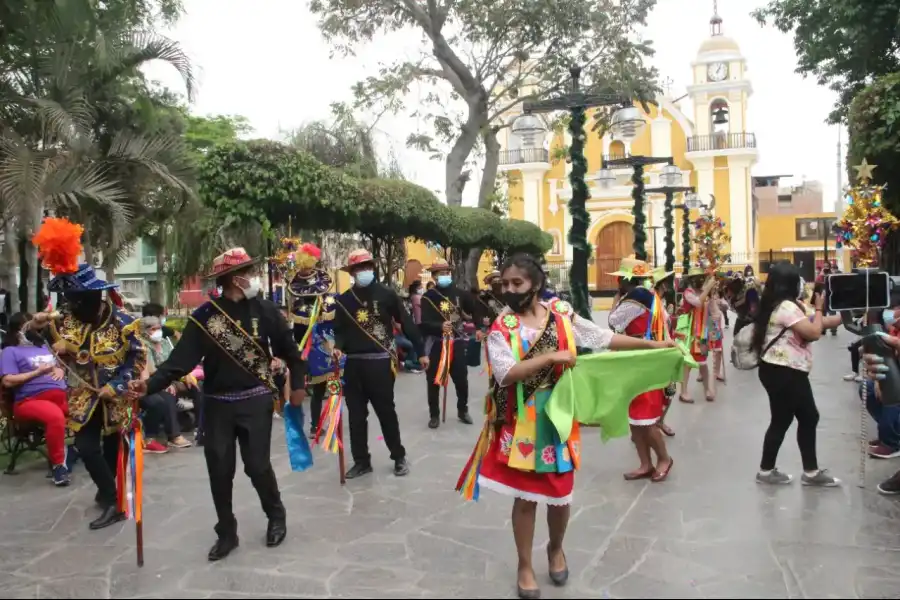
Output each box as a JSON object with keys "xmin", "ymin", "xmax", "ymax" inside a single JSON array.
[{"xmin": 283, "ymin": 403, "xmax": 314, "ymax": 472}]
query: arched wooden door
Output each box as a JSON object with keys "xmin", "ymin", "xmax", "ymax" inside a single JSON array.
[{"xmin": 596, "ymin": 221, "xmax": 633, "ymax": 292}]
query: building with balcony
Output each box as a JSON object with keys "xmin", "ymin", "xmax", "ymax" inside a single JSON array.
[
  {"xmin": 753, "ymin": 176, "xmax": 843, "ymax": 278},
  {"xmin": 498, "ymin": 7, "xmax": 759, "ymax": 292}
]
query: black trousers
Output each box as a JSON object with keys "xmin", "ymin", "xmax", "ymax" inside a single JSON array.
[
  {"xmin": 309, "ymin": 381, "xmax": 327, "ymax": 432},
  {"xmin": 203, "ymin": 393, "xmax": 285, "ymax": 539},
  {"xmin": 141, "ymin": 392, "xmax": 181, "ymax": 438},
  {"xmin": 73, "ymin": 405, "xmax": 121, "ymax": 508},
  {"xmin": 758, "ymin": 362, "xmax": 820, "ymax": 471},
  {"xmin": 344, "ymin": 357, "xmax": 405, "ymax": 465},
  {"xmin": 426, "ymin": 339, "xmax": 469, "ymax": 418}
]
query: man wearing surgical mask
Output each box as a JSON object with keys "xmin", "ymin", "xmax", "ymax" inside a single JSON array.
[
  {"xmin": 128, "ymin": 248, "xmax": 306, "ymax": 562},
  {"xmin": 420, "ymin": 258, "xmax": 477, "ymax": 429},
  {"xmin": 333, "ymin": 249, "xmax": 426, "ymax": 479}
]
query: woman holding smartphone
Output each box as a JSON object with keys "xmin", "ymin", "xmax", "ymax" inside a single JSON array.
[{"xmin": 750, "ymin": 261, "xmax": 843, "ymax": 487}]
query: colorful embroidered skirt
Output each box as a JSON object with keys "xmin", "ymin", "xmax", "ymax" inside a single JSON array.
[
  {"xmin": 477, "ymin": 389, "xmax": 578, "ymax": 505},
  {"xmin": 628, "ymin": 389, "xmax": 664, "ymax": 426}
]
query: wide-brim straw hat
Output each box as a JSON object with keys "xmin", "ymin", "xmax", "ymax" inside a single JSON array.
[
  {"xmin": 428, "ymin": 258, "xmax": 452, "ymax": 273},
  {"xmin": 341, "ymin": 248, "xmax": 375, "ymax": 272},
  {"xmin": 607, "ymin": 257, "xmax": 651, "ymax": 280},
  {"xmin": 207, "ymin": 248, "xmax": 261, "ymax": 279}
]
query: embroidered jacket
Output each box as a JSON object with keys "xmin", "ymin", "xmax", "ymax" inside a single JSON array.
[
  {"xmin": 292, "ymin": 293, "xmax": 342, "ymax": 383},
  {"xmin": 49, "ymin": 303, "xmax": 147, "ymax": 432}
]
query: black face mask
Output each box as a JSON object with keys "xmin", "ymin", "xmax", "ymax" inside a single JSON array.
[
  {"xmin": 503, "ymin": 288, "xmax": 536, "ymax": 313},
  {"xmin": 67, "ymin": 292, "xmax": 103, "ymax": 323}
]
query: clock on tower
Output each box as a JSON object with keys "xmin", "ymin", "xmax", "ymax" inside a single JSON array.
[{"xmin": 707, "ymin": 62, "xmax": 728, "ymax": 82}]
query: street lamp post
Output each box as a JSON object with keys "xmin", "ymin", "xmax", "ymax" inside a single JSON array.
[
  {"xmin": 646, "ymin": 226, "xmax": 663, "ymax": 267},
  {"xmin": 645, "ymin": 163, "xmax": 695, "ymax": 273},
  {"xmin": 517, "ymin": 65, "xmax": 631, "ymax": 320},
  {"xmin": 672, "ymin": 192, "xmax": 704, "ymax": 273},
  {"xmin": 603, "ymin": 154, "xmax": 676, "ymax": 261}
]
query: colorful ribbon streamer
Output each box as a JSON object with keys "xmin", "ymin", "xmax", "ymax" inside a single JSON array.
[
  {"xmin": 433, "ymin": 334, "xmax": 454, "ymax": 387},
  {"xmin": 454, "ymin": 392, "xmax": 497, "ymax": 501},
  {"xmin": 116, "ymin": 422, "xmax": 143, "ymax": 522},
  {"xmin": 298, "ymin": 297, "xmax": 321, "ymax": 360},
  {"xmin": 315, "ymin": 377, "xmax": 344, "ymax": 454}
]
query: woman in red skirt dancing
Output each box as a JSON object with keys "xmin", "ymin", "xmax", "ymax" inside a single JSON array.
[
  {"xmin": 458, "ymin": 254, "xmax": 671, "ymax": 599},
  {"xmin": 608, "ymin": 258, "xmax": 674, "ymax": 482}
]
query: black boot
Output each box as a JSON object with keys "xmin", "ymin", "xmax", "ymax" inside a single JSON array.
[
  {"xmin": 458, "ymin": 411, "xmax": 473, "ymax": 425},
  {"xmin": 345, "ymin": 463, "xmax": 373, "ymax": 479},
  {"xmin": 208, "ymin": 536, "xmax": 239, "ymax": 561},
  {"xmin": 428, "ymin": 416, "xmax": 440, "ymax": 429},
  {"xmin": 89, "ymin": 505, "xmax": 126, "ymax": 530},
  {"xmin": 266, "ymin": 520, "xmax": 287, "ymax": 547}
]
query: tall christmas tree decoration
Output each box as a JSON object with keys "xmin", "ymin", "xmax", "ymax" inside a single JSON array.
[
  {"xmin": 692, "ymin": 213, "xmax": 731, "ymax": 273},
  {"xmin": 834, "ymin": 159, "xmax": 899, "ymax": 267}
]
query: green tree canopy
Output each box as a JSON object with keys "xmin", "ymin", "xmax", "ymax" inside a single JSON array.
[
  {"xmin": 847, "ymin": 72, "xmax": 900, "ymax": 214},
  {"xmin": 199, "ymin": 139, "xmax": 551, "ymax": 263},
  {"xmin": 754, "ymin": 0, "xmax": 900, "ymax": 124}
]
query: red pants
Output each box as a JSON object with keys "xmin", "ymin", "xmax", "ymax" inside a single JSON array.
[{"xmin": 13, "ymin": 389, "xmax": 68, "ymax": 465}]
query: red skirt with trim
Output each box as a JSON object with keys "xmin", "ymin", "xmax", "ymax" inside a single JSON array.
[
  {"xmin": 708, "ymin": 338, "xmax": 723, "ymax": 351},
  {"xmin": 628, "ymin": 389, "xmax": 664, "ymax": 426},
  {"xmin": 477, "ymin": 429, "xmax": 574, "ymax": 504}
]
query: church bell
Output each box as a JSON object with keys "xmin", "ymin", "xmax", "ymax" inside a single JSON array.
[{"xmin": 712, "ymin": 106, "xmax": 729, "ymax": 125}]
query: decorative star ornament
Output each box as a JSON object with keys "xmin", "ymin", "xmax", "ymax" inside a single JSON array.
[{"xmin": 854, "ymin": 159, "xmax": 877, "ymax": 183}]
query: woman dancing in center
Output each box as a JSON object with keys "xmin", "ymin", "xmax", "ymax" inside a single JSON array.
[{"xmin": 462, "ymin": 254, "xmax": 672, "ymax": 599}]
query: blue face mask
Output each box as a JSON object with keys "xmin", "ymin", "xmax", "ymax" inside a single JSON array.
[
  {"xmin": 884, "ymin": 309, "xmax": 897, "ymax": 327},
  {"xmin": 437, "ymin": 275, "xmax": 452, "ymax": 288},
  {"xmin": 354, "ymin": 270, "xmax": 375, "ymax": 287}
]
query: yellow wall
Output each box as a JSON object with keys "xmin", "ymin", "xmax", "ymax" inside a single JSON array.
[{"xmin": 758, "ymin": 212, "xmax": 837, "ymax": 252}]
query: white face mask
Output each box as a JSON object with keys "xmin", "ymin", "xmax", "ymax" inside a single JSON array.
[
  {"xmin": 149, "ymin": 330, "xmax": 163, "ymax": 342},
  {"xmin": 239, "ymin": 276, "xmax": 262, "ymax": 299}
]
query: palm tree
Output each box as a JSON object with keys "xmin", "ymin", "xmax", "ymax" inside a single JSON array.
[{"xmin": 0, "ymin": 3, "xmax": 197, "ymax": 311}]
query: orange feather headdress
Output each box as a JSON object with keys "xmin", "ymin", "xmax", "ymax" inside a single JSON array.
[{"xmin": 32, "ymin": 218, "xmax": 84, "ymax": 276}]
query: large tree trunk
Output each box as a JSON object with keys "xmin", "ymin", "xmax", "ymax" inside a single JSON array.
[
  {"xmin": 82, "ymin": 219, "xmax": 94, "ymax": 266},
  {"xmin": 152, "ymin": 235, "xmax": 166, "ymax": 305},
  {"xmin": 464, "ymin": 127, "xmax": 502, "ymax": 289},
  {"xmin": 444, "ymin": 103, "xmax": 484, "ymax": 206},
  {"xmin": 102, "ymin": 252, "xmax": 116, "ymax": 283},
  {"xmin": 2, "ymin": 219, "xmax": 19, "ymax": 314}
]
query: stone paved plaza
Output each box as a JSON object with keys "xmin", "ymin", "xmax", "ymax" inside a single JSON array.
[{"xmin": 1, "ymin": 318, "xmax": 899, "ymax": 598}]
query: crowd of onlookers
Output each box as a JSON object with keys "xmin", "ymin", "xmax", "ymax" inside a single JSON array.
[{"xmin": 0, "ymin": 302, "xmax": 204, "ymax": 487}]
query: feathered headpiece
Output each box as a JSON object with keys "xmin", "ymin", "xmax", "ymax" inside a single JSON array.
[
  {"xmin": 296, "ymin": 243, "xmax": 322, "ymax": 272},
  {"xmin": 32, "ymin": 218, "xmax": 84, "ymax": 276}
]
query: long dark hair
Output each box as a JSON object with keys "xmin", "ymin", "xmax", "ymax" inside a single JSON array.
[
  {"xmin": 2, "ymin": 312, "xmax": 31, "ymax": 349},
  {"xmin": 751, "ymin": 261, "xmax": 801, "ymax": 353},
  {"xmin": 500, "ymin": 253, "xmax": 547, "ymax": 295}
]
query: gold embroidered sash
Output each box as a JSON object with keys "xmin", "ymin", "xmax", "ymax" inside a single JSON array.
[
  {"xmin": 334, "ymin": 296, "xmax": 398, "ymax": 365},
  {"xmin": 190, "ymin": 300, "xmax": 276, "ymax": 392}
]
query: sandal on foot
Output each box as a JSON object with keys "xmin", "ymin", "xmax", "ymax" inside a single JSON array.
[
  {"xmin": 651, "ymin": 459, "xmax": 674, "ymax": 483},
  {"xmin": 716, "ymin": 376, "xmax": 726, "ymax": 383},
  {"xmin": 547, "ymin": 546, "xmax": 569, "ymax": 586},
  {"xmin": 624, "ymin": 468, "xmax": 654, "ymax": 481},
  {"xmin": 706, "ymin": 395, "xmax": 715, "ymax": 402},
  {"xmin": 658, "ymin": 423, "xmax": 675, "ymax": 437},
  {"xmin": 679, "ymin": 395, "xmax": 695, "ymax": 404}
]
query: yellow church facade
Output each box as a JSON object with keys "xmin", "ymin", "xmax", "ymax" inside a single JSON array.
[{"xmin": 499, "ymin": 11, "xmax": 760, "ymax": 293}]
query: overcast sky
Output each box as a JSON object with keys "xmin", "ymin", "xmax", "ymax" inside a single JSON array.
[{"xmin": 144, "ymin": 0, "xmax": 845, "ymax": 211}]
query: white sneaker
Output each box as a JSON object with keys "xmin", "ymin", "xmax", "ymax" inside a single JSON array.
[{"xmin": 843, "ymin": 373, "xmax": 857, "ymax": 381}]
